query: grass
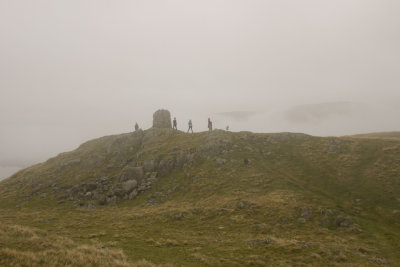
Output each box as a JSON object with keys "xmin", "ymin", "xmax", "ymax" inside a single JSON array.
[{"xmin": 0, "ymin": 129, "xmax": 400, "ymax": 266}]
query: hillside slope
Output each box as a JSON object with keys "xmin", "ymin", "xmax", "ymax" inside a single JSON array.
[
  {"xmin": 1, "ymin": 129, "xmax": 400, "ymax": 266},
  {"xmin": 350, "ymin": 132, "xmax": 400, "ymax": 140}
]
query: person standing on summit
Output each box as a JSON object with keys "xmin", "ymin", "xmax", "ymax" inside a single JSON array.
[
  {"xmin": 208, "ymin": 118, "xmax": 213, "ymax": 132},
  {"xmin": 187, "ymin": 120, "xmax": 193, "ymax": 133},
  {"xmin": 173, "ymin": 117, "xmax": 178, "ymax": 130}
]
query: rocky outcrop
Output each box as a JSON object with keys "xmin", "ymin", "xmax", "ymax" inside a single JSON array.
[
  {"xmin": 119, "ymin": 166, "xmax": 144, "ymax": 183},
  {"xmin": 153, "ymin": 109, "xmax": 172, "ymax": 128}
]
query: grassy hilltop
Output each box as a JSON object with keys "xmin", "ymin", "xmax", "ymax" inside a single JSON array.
[{"xmin": 0, "ymin": 129, "xmax": 400, "ymax": 266}]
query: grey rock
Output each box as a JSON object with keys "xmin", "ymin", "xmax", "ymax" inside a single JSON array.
[
  {"xmin": 159, "ymin": 156, "xmax": 175, "ymax": 175},
  {"xmin": 84, "ymin": 183, "xmax": 97, "ymax": 192},
  {"xmin": 152, "ymin": 109, "xmax": 172, "ymax": 128},
  {"xmin": 216, "ymin": 158, "xmax": 227, "ymax": 166},
  {"xmin": 148, "ymin": 177, "xmax": 157, "ymax": 184},
  {"xmin": 120, "ymin": 166, "xmax": 144, "ymax": 183},
  {"xmin": 300, "ymin": 207, "xmax": 313, "ymax": 219},
  {"xmin": 122, "ymin": 179, "xmax": 138, "ymax": 193},
  {"xmin": 320, "ymin": 209, "xmax": 335, "ymax": 216},
  {"xmin": 373, "ymin": 257, "xmax": 389, "ymax": 265},
  {"xmin": 87, "ymin": 202, "xmax": 96, "ymax": 211},
  {"xmin": 40, "ymin": 193, "xmax": 47, "ymax": 198},
  {"xmin": 106, "ymin": 196, "xmax": 117, "ymax": 206},
  {"xmin": 248, "ymin": 238, "xmax": 274, "ymax": 246},
  {"xmin": 335, "ymin": 216, "xmax": 354, "ymax": 227},
  {"xmin": 128, "ymin": 189, "xmax": 138, "ymax": 200},
  {"xmin": 143, "ymin": 159, "xmax": 158, "ymax": 172},
  {"xmin": 393, "ymin": 209, "xmax": 400, "ymax": 215},
  {"xmin": 237, "ymin": 201, "xmax": 245, "ymax": 209}
]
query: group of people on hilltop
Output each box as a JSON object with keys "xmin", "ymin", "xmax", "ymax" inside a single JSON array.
[
  {"xmin": 134, "ymin": 118, "xmax": 214, "ymax": 133},
  {"xmin": 175, "ymin": 117, "xmax": 212, "ymax": 133}
]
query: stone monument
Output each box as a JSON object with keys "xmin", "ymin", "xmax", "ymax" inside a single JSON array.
[{"xmin": 152, "ymin": 109, "xmax": 172, "ymax": 128}]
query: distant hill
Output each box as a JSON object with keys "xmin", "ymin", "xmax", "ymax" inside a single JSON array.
[
  {"xmin": 350, "ymin": 131, "xmax": 400, "ymax": 140},
  {"xmin": 1, "ymin": 128, "xmax": 399, "ymax": 266}
]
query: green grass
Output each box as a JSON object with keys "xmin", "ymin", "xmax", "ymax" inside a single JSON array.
[{"xmin": 1, "ymin": 129, "xmax": 400, "ymax": 266}]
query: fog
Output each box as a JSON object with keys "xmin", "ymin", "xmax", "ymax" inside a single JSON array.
[{"xmin": 1, "ymin": 0, "xmax": 399, "ymax": 179}]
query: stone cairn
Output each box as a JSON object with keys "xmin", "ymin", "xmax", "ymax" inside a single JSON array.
[{"xmin": 153, "ymin": 109, "xmax": 172, "ymax": 128}]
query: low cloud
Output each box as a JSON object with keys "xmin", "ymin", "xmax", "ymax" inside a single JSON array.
[
  {"xmin": 283, "ymin": 102, "xmax": 368, "ymax": 125},
  {"xmin": 215, "ymin": 111, "xmax": 259, "ymax": 121}
]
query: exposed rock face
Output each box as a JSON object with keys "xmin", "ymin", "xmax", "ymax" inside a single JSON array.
[
  {"xmin": 120, "ymin": 167, "xmax": 144, "ymax": 183},
  {"xmin": 153, "ymin": 109, "xmax": 172, "ymax": 128}
]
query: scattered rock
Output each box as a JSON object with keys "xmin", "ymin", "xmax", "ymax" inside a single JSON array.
[
  {"xmin": 393, "ymin": 209, "xmax": 400, "ymax": 215},
  {"xmin": 87, "ymin": 202, "xmax": 96, "ymax": 211},
  {"xmin": 237, "ymin": 201, "xmax": 245, "ymax": 209},
  {"xmin": 122, "ymin": 179, "xmax": 138, "ymax": 193},
  {"xmin": 120, "ymin": 167, "xmax": 144, "ymax": 183},
  {"xmin": 300, "ymin": 207, "xmax": 313, "ymax": 219},
  {"xmin": 248, "ymin": 238, "xmax": 274, "ymax": 246},
  {"xmin": 335, "ymin": 216, "xmax": 354, "ymax": 228},
  {"xmin": 143, "ymin": 159, "xmax": 158, "ymax": 172},
  {"xmin": 128, "ymin": 189, "xmax": 138, "ymax": 200},
  {"xmin": 372, "ymin": 257, "xmax": 390, "ymax": 265},
  {"xmin": 216, "ymin": 158, "xmax": 227, "ymax": 166},
  {"xmin": 320, "ymin": 209, "xmax": 335, "ymax": 216},
  {"xmin": 106, "ymin": 196, "xmax": 117, "ymax": 206}
]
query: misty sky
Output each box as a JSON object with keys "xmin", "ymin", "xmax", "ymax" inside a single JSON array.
[{"xmin": 1, "ymin": 0, "xmax": 399, "ymax": 178}]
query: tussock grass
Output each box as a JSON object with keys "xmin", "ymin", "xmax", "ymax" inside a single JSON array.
[{"xmin": 0, "ymin": 224, "xmax": 163, "ymax": 267}]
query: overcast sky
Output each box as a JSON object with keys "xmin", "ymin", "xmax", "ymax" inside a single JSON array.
[{"xmin": 0, "ymin": 0, "xmax": 399, "ymax": 178}]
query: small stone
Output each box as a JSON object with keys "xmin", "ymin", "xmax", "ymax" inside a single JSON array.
[
  {"xmin": 298, "ymin": 218, "xmax": 307, "ymax": 224},
  {"xmin": 87, "ymin": 203, "xmax": 96, "ymax": 211},
  {"xmin": 300, "ymin": 207, "xmax": 313, "ymax": 218},
  {"xmin": 335, "ymin": 216, "xmax": 354, "ymax": 228},
  {"xmin": 216, "ymin": 158, "xmax": 227, "ymax": 165}
]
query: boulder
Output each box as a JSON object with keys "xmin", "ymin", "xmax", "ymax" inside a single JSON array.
[
  {"xmin": 120, "ymin": 166, "xmax": 144, "ymax": 183},
  {"xmin": 122, "ymin": 179, "xmax": 138, "ymax": 193},
  {"xmin": 152, "ymin": 109, "xmax": 172, "ymax": 128}
]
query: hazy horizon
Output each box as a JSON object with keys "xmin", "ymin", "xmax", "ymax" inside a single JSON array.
[{"xmin": 1, "ymin": 0, "xmax": 399, "ymax": 179}]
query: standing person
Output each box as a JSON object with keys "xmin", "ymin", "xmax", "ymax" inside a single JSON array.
[
  {"xmin": 187, "ymin": 120, "xmax": 193, "ymax": 133},
  {"xmin": 208, "ymin": 118, "xmax": 213, "ymax": 132},
  {"xmin": 173, "ymin": 117, "xmax": 178, "ymax": 130},
  {"xmin": 134, "ymin": 122, "xmax": 139, "ymax": 131}
]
